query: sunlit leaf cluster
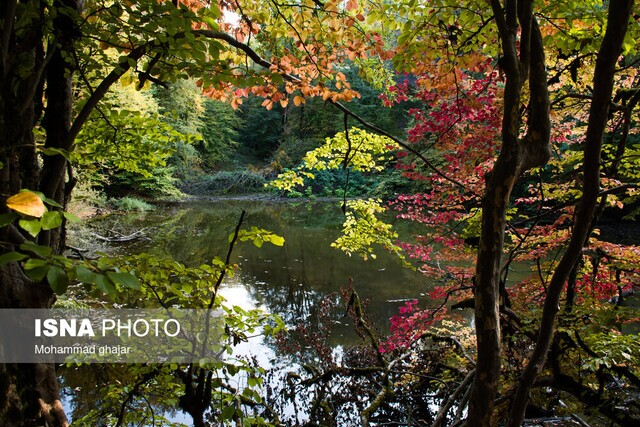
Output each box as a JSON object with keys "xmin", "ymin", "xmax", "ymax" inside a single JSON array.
[
  {"xmin": 331, "ymin": 198, "xmax": 405, "ymax": 262},
  {"xmin": 270, "ymin": 128, "xmax": 396, "ymax": 191}
]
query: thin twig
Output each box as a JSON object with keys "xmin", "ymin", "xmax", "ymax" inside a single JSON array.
[{"xmin": 200, "ymin": 210, "xmax": 245, "ymax": 357}]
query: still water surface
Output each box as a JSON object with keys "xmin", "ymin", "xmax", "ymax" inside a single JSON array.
[{"xmin": 95, "ymin": 199, "xmax": 442, "ymax": 341}]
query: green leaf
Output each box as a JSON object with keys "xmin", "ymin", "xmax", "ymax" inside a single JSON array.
[
  {"xmin": 220, "ymin": 405, "xmax": 235, "ymax": 420},
  {"xmin": 40, "ymin": 211, "xmax": 63, "ymax": 230},
  {"xmin": 40, "ymin": 147, "xmax": 71, "ymax": 161},
  {"xmin": 63, "ymin": 211, "xmax": 82, "ymax": 223},
  {"xmin": 24, "ymin": 258, "xmax": 49, "ymax": 270},
  {"xmin": 18, "ymin": 218, "xmax": 42, "ymax": 237},
  {"xmin": 20, "ymin": 241, "xmax": 52, "ymax": 257},
  {"xmin": 47, "ymin": 265, "xmax": 69, "ymax": 295},
  {"xmin": 95, "ymin": 274, "xmax": 117, "ymax": 297},
  {"xmin": 0, "ymin": 212, "xmax": 18, "ymax": 227},
  {"xmin": 106, "ymin": 271, "xmax": 140, "ymax": 290},
  {"xmin": 225, "ymin": 364, "xmax": 239, "ymax": 376},
  {"xmin": 76, "ymin": 265, "xmax": 99, "ymax": 284},
  {"xmin": 42, "ymin": 197, "xmax": 63, "ymax": 209},
  {"xmin": 0, "ymin": 251, "xmax": 29, "ymax": 266},
  {"xmin": 266, "ymin": 234, "xmax": 285, "ymax": 246},
  {"xmin": 25, "ymin": 266, "xmax": 49, "ymax": 282}
]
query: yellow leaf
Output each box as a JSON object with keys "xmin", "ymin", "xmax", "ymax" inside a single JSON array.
[{"xmin": 6, "ymin": 191, "xmax": 46, "ymax": 218}]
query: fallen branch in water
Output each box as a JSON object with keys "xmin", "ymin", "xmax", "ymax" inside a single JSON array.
[{"xmin": 91, "ymin": 228, "xmax": 150, "ymax": 242}]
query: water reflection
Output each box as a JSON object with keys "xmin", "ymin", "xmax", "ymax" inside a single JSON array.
[
  {"xmin": 94, "ymin": 199, "xmax": 437, "ymax": 340},
  {"xmin": 68, "ymin": 200, "xmax": 455, "ymax": 424}
]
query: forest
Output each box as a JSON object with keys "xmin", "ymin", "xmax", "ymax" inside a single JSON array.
[{"xmin": 1, "ymin": 0, "xmax": 639, "ymax": 426}]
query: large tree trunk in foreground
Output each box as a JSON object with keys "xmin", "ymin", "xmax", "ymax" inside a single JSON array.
[
  {"xmin": 0, "ymin": 1, "xmax": 80, "ymax": 425},
  {"xmin": 507, "ymin": 2, "xmax": 634, "ymax": 425}
]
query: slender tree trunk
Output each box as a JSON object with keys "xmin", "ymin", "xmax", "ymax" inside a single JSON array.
[
  {"xmin": 38, "ymin": 0, "xmax": 79, "ymax": 253},
  {"xmin": 507, "ymin": 2, "xmax": 634, "ymax": 425},
  {"xmin": 468, "ymin": 1, "xmax": 551, "ymax": 424}
]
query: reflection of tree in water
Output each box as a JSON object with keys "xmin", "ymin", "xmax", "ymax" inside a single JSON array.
[
  {"xmin": 241, "ymin": 233, "xmax": 335, "ymax": 324},
  {"xmin": 260, "ymin": 291, "xmax": 455, "ymax": 427},
  {"xmin": 59, "ymin": 364, "xmax": 182, "ymax": 424},
  {"xmin": 76, "ymin": 201, "xmax": 453, "ymax": 425},
  {"xmin": 90, "ymin": 200, "xmax": 431, "ymax": 343}
]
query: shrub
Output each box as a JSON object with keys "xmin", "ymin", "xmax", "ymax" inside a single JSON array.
[
  {"xmin": 111, "ymin": 197, "xmax": 155, "ymax": 212},
  {"xmin": 180, "ymin": 170, "xmax": 267, "ymax": 196}
]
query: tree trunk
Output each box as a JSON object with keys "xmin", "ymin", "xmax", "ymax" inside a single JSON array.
[
  {"xmin": 467, "ymin": 1, "xmax": 551, "ymax": 424},
  {"xmin": 507, "ymin": 1, "xmax": 634, "ymax": 425},
  {"xmin": 0, "ymin": 0, "xmax": 81, "ymax": 425}
]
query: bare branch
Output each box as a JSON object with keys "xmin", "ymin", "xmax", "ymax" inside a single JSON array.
[
  {"xmin": 432, "ymin": 369, "xmax": 475, "ymax": 427},
  {"xmin": 68, "ymin": 45, "xmax": 148, "ymax": 144}
]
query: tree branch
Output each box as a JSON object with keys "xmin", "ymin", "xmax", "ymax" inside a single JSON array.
[
  {"xmin": 507, "ymin": 2, "xmax": 635, "ymax": 425},
  {"xmin": 520, "ymin": 15, "xmax": 551, "ymax": 171},
  {"xmin": 67, "ymin": 45, "xmax": 148, "ymax": 145},
  {"xmin": 432, "ymin": 369, "xmax": 475, "ymax": 427}
]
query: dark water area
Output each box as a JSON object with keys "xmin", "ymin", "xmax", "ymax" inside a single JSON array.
[
  {"xmin": 597, "ymin": 219, "xmax": 640, "ymax": 245},
  {"xmin": 91, "ymin": 199, "xmax": 443, "ymax": 343}
]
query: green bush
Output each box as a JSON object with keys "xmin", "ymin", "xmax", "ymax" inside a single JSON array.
[
  {"xmin": 111, "ymin": 197, "xmax": 155, "ymax": 212},
  {"xmin": 104, "ymin": 165, "xmax": 184, "ymax": 200}
]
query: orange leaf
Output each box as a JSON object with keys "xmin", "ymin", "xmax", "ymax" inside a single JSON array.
[{"xmin": 6, "ymin": 191, "xmax": 46, "ymax": 218}]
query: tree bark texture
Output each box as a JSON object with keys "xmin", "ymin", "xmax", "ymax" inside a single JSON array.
[
  {"xmin": 467, "ymin": 0, "xmax": 551, "ymax": 425},
  {"xmin": 0, "ymin": 1, "xmax": 82, "ymax": 425},
  {"xmin": 507, "ymin": 2, "xmax": 635, "ymax": 425}
]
